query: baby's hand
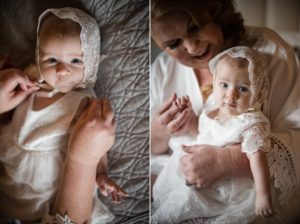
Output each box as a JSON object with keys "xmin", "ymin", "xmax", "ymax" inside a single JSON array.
[
  {"xmin": 96, "ymin": 174, "xmax": 128, "ymax": 203},
  {"xmin": 255, "ymin": 194, "xmax": 275, "ymax": 218},
  {"xmin": 174, "ymin": 95, "xmax": 190, "ymax": 112}
]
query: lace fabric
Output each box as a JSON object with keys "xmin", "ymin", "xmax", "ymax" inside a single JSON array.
[
  {"xmin": 267, "ymin": 135, "xmax": 297, "ymax": 202},
  {"xmin": 36, "ymin": 7, "xmax": 100, "ymax": 89},
  {"xmin": 209, "ymin": 46, "xmax": 269, "ymax": 111},
  {"xmin": 42, "ymin": 213, "xmax": 75, "ymax": 224}
]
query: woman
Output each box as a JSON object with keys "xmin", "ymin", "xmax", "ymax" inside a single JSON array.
[{"xmin": 151, "ymin": 0, "xmax": 300, "ymax": 222}]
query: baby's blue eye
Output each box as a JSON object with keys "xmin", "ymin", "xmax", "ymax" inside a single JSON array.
[
  {"xmin": 220, "ymin": 82, "xmax": 228, "ymax": 88},
  {"xmin": 48, "ymin": 58, "xmax": 57, "ymax": 64},
  {"xmin": 239, "ymin": 86, "xmax": 250, "ymax": 93},
  {"xmin": 71, "ymin": 58, "xmax": 82, "ymax": 64}
]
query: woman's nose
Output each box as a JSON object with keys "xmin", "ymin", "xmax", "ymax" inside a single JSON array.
[
  {"xmin": 56, "ymin": 63, "xmax": 70, "ymax": 76},
  {"xmin": 183, "ymin": 38, "xmax": 199, "ymax": 55}
]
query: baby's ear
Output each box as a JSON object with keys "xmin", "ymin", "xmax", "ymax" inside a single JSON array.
[{"xmin": 24, "ymin": 64, "xmax": 39, "ymax": 81}]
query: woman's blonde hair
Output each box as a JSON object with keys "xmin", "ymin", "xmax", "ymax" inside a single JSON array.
[{"xmin": 151, "ymin": 0, "xmax": 246, "ymax": 49}]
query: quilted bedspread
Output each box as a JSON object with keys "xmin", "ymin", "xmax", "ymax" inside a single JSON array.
[{"xmin": 0, "ymin": 0, "xmax": 149, "ymax": 223}]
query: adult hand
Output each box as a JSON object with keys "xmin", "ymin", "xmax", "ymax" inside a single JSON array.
[
  {"xmin": 68, "ymin": 99, "xmax": 116, "ymax": 167},
  {"xmin": 174, "ymin": 95, "xmax": 198, "ymax": 136},
  {"xmin": 180, "ymin": 144, "xmax": 250, "ymax": 188},
  {"xmin": 0, "ymin": 69, "xmax": 39, "ymax": 114}
]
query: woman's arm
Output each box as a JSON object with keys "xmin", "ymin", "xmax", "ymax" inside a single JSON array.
[
  {"xmin": 51, "ymin": 99, "xmax": 115, "ymax": 223},
  {"xmin": 180, "ymin": 144, "xmax": 251, "ymax": 187}
]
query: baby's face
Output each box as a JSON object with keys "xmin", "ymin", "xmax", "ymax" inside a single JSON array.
[
  {"xmin": 38, "ymin": 34, "xmax": 84, "ymax": 93},
  {"xmin": 213, "ymin": 59, "xmax": 252, "ymax": 116}
]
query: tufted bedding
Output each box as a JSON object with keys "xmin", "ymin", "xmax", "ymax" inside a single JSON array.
[{"xmin": 0, "ymin": 0, "xmax": 149, "ymax": 223}]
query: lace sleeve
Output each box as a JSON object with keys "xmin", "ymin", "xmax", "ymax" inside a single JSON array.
[
  {"xmin": 267, "ymin": 135, "xmax": 297, "ymax": 203},
  {"xmin": 241, "ymin": 121, "xmax": 270, "ymax": 154}
]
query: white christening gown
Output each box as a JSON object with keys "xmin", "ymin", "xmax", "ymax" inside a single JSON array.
[
  {"xmin": 152, "ymin": 109, "xmax": 270, "ymax": 224},
  {"xmin": 0, "ymin": 91, "xmax": 113, "ymax": 223}
]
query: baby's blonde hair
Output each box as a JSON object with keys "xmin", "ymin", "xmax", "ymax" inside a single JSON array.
[
  {"xmin": 38, "ymin": 13, "xmax": 81, "ymax": 38},
  {"xmin": 219, "ymin": 54, "xmax": 249, "ymax": 69}
]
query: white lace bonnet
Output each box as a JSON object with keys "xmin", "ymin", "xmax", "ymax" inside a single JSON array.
[
  {"xmin": 209, "ymin": 46, "xmax": 269, "ymax": 110},
  {"xmin": 36, "ymin": 7, "xmax": 100, "ymax": 88}
]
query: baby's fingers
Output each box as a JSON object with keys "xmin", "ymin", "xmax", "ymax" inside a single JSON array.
[
  {"xmin": 98, "ymin": 183, "xmax": 109, "ymax": 197},
  {"xmin": 111, "ymin": 191, "xmax": 121, "ymax": 204},
  {"xmin": 114, "ymin": 185, "xmax": 129, "ymax": 197}
]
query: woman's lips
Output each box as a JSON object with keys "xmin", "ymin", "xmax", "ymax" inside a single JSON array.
[{"xmin": 191, "ymin": 44, "xmax": 210, "ymax": 60}]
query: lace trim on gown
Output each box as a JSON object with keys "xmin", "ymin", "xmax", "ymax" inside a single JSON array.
[
  {"xmin": 42, "ymin": 213, "xmax": 76, "ymax": 224},
  {"xmin": 268, "ymin": 135, "xmax": 297, "ymax": 203}
]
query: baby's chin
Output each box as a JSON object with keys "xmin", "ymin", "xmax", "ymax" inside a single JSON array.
[{"xmin": 54, "ymin": 84, "xmax": 77, "ymax": 93}]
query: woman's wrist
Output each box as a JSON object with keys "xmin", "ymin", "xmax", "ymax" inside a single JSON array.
[
  {"xmin": 67, "ymin": 147, "xmax": 100, "ymax": 168},
  {"xmin": 225, "ymin": 144, "xmax": 251, "ymax": 177}
]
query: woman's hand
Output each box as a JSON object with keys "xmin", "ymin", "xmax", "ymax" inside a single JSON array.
[
  {"xmin": 68, "ymin": 99, "xmax": 116, "ymax": 167},
  {"xmin": 151, "ymin": 93, "xmax": 198, "ymax": 154},
  {"xmin": 180, "ymin": 144, "xmax": 250, "ymax": 188},
  {"xmin": 97, "ymin": 174, "xmax": 128, "ymax": 203},
  {"xmin": 174, "ymin": 96, "xmax": 198, "ymax": 136},
  {"xmin": 0, "ymin": 69, "xmax": 39, "ymax": 114}
]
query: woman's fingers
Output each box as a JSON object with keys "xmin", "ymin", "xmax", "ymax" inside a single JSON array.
[
  {"xmin": 167, "ymin": 108, "xmax": 188, "ymax": 133},
  {"xmin": 159, "ymin": 102, "xmax": 181, "ymax": 126},
  {"xmin": 158, "ymin": 92, "xmax": 177, "ymax": 115},
  {"xmin": 102, "ymin": 98, "xmax": 114, "ymax": 123}
]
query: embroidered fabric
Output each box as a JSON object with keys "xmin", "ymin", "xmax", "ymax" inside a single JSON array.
[
  {"xmin": 267, "ymin": 135, "xmax": 297, "ymax": 202},
  {"xmin": 209, "ymin": 46, "xmax": 269, "ymax": 111},
  {"xmin": 42, "ymin": 213, "xmax": 75, "ymax": 224},
  {"xmin": 36, "ymin": 7, "xmax": 100, "ymax": 89}
]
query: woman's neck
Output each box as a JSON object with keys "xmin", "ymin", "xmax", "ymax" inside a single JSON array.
[{"xmin": 193, "ymin": 68, "xmax": 212, "ymax": 86}]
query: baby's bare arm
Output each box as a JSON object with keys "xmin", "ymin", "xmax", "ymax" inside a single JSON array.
[{"xmin": 248, "ymin": 150, "xmax": 274, "ymax": 218}]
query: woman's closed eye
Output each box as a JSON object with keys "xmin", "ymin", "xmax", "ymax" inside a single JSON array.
[
  {"xmin": 188, "ymin": 25, "xmax": 200, "ymax": 33},
  {"xmin": 166, "ymin": 39, "xmax": 181, "ymax": 50}
]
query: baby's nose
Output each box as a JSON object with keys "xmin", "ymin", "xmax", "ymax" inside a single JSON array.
[
  {"xmin": 56, "ymin": 63, "xmax": 70, "ymax": 76},
  {"xmin": 227, "ymin": 88, "xmax": 238, "ymax": 100}
]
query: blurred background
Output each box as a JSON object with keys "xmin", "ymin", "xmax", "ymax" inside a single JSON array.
[{"xmin": 151, "ymin": 0, "xmax": 300, "ymax": 62}]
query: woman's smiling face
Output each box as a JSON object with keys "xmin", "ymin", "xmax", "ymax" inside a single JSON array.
[{"xmin": 152, "ymin": 11, "xmax": 224, "ymax": 69}]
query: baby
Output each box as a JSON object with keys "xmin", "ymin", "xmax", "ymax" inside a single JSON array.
[
  {"xmin": 152, "ymin": 46, "xmax": 274, "ymax": 224},
  {"xmin": 0, "ymin": 7, "xmax": 126, "ymax": 222}
]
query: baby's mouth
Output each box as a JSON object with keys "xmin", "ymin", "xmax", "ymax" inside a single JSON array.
[
  {"xmin": 35, "ymin": 82, "xmax": 59, "ymax": 98},
  {"xmin": 224, "ymin": 102, "xmax": 237, "ymax": 108}
]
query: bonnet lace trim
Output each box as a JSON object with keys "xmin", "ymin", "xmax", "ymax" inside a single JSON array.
[{"xmin": 37, "ymin": 7, "xmax": 100, "ymax": 89}]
